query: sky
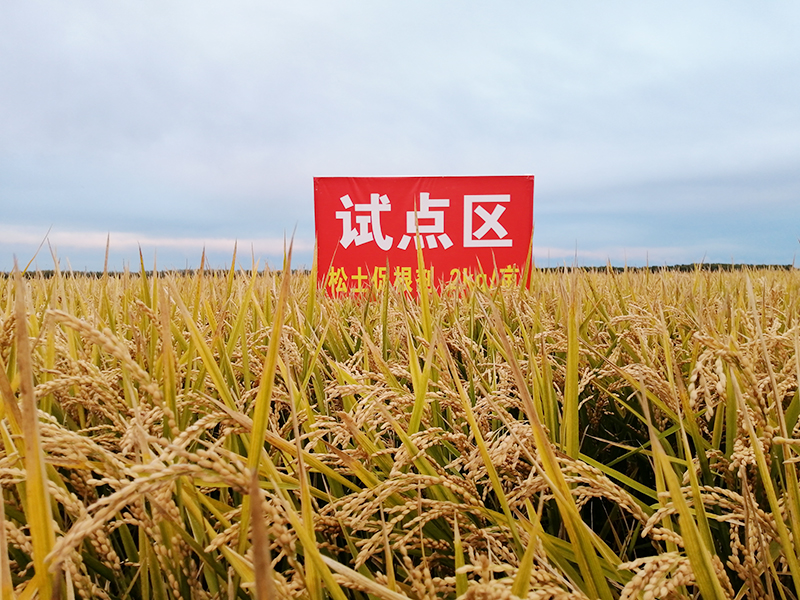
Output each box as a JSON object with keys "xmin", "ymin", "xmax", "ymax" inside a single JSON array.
[{"xmin": 1, "ymin": 1, "xmax": 799, "ymax": 271}]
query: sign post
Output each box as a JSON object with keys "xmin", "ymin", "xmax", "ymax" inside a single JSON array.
[{"xmin": 314, "ymin": 176, "xmax": 534, "ymax": 295}]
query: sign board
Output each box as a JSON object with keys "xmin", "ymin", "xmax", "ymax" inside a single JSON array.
[{"xmin": 314, "ymin": 176, "xmax": 534, "ymax": 294}]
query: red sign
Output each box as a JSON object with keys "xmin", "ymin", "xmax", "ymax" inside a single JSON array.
[{"xmin": 314, "ymin": 176, "xmax": 534, "ymax": 294}]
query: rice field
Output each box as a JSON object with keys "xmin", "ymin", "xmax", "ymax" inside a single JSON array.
[{"xmin": 1, "ymin": 261, "xmax": 799, "ymax": 599}]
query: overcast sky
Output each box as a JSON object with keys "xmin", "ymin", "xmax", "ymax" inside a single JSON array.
[{"xmin": 2, "ymin": 1, "xmax": 799, "ymax": 271}]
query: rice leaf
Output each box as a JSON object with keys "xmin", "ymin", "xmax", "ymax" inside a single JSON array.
[{"xmin": 14, "ymin": 266, "xmax": 56, "ymax": 598}]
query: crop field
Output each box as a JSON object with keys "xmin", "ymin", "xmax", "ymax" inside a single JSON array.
[{"xmin": 1, "ymin": 263, "xmax": 799, "ymax": 599}]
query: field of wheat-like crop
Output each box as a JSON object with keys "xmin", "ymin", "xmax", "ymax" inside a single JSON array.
[{"xmin": 1, "ymin": 263, "xmax": 799, "ymax": 600}]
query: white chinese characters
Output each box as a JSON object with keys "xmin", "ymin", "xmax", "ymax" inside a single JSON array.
[
  {"xmin": 463, "ymin": 195, "xmax": 512, "ymax": 247},
  {"xmin": 335, "ymin": 192, "xmax": 514, "ymax": 250},
  {"xmin": 398, "ymin": 193, "xmax": 454, "ymax": 250},
  {"xmin": 336, "ymin": 193, "xmax": 393, "ymax": 251}
]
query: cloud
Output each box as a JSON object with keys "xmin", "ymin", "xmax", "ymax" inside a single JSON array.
[
  {"xmin": 0, "ymin": 225, "xmax": 314, "ymax": 271},
  {"xmin": 1, "ymin": 2, "xmax": 799, "ymax": 269},
  {"xmin": 533, "ymin": 245, "xmax": 736, "ymax": 268},
  {"xmin": 0, "ymin": 226, "xmax": 310, "ymax": 253}
]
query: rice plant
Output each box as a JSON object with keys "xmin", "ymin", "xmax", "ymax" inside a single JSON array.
[{"xmin": 0, "ymin": 262, "xmax": 798, "ymax": 599}]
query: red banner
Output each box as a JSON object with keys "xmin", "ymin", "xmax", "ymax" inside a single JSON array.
[{"xmin": 314, "ymin": 176, "xmax": 534, "ymax": 294}]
